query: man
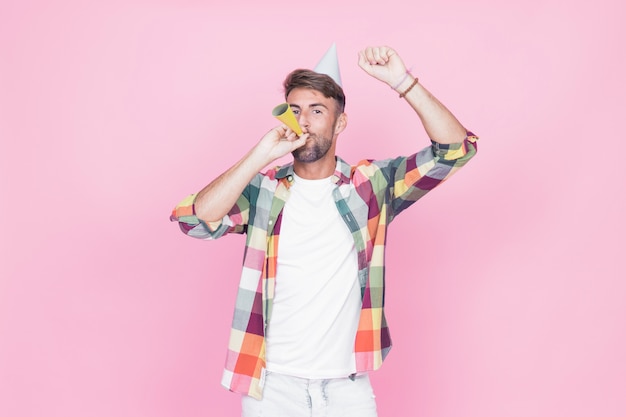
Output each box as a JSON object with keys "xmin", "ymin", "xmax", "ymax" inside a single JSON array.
[{"xmin": 170, "ymin": 45, "xmax": 478, "ymax": 416}]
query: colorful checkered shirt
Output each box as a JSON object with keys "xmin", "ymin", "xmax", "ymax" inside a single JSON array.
[{"xmin": 170, "ymin": 134, "xmax": 478, "ymax": 399}]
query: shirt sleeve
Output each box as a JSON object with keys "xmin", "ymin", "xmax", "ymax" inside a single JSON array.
[
  {"xmin": 169, "ymin": 186, "xmax": 252, "ymax": 240},
  {"xmin": 379, "ymin": 132, "xmax": 479, "ymax": 220}
]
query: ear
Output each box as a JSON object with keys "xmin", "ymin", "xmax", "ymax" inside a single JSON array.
[{"xmin": 334, "ymin": 113, "xmax": 348, "ymax": 135}]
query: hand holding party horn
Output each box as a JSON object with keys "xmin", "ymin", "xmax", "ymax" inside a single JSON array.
[{"xmin": 272, "ymin": 103, "xmax": 303, "ymax": 136}]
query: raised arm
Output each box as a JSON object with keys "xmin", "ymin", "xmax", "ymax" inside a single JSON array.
[
  {"xmin": 358, "ymin": 46, "xmax": 468, "ymax": 145},
  {"xmin": 194, "ymin": 125, "xmax": 308, "ymax": 223}
]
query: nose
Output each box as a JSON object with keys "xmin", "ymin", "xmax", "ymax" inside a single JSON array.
[{"xmin": 297, "ymin": 112, "xmax": 310, "ymax": 132}]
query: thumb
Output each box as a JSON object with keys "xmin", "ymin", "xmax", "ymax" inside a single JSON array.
[
  {"xmin": 291, "ymin": 133, "xmax": 309, "ymax": 150},
  {"xmin": 357, "ymin": 51, "xmax": 373, "ymax": 74}
]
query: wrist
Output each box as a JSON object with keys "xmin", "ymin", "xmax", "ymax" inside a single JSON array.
[
  {"xmin": 397, "ymin": 76, "xmax": 419, "ymax": 98},
  {"xmin": 392, "ymin": 73, "xmax": 416, "ymax": 93},
  {"xmin": 389, "ymin": 69, "xmax": 412, "ymax": 90},
  {"xmin": 389, "ymin": 69, "xmax": 419, "ymax": 98},
  {"xmin": 250, "ymin": 142, "xmax": 277, "ymax": 168}
]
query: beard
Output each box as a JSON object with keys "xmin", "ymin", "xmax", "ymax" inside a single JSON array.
[{"xmin": 291, "ymin": 133, "xmax": 333, "ymax": 163}]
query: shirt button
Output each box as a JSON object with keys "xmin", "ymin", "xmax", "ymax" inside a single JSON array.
[{"xmin": 269, "ymin": 220, "xmax": 273, "ymax": 225}]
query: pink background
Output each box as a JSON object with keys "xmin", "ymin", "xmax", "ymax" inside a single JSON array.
[{"xmin": 1, "ymin": 1, "xmax": 625, "ymax": 416}]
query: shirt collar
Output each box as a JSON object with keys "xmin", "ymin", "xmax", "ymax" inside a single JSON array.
[{"xmin": 274, "ymin": 156, "xmax": 352, "ymax": 186}]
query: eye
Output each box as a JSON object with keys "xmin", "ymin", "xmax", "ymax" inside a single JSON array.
[
  {"xmin": 312, "ymin": 109, "xmax": 323, "ymax": 114},
  {"xmin": 292, "ymin": 108, "xmax": 300, "ymax": 115}
]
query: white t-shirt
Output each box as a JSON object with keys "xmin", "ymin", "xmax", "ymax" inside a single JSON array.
[{"xmin": 265, "ymin": 173, "xmax": 361, "ymax": 379}]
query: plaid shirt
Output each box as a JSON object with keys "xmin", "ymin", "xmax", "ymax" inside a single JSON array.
[{"xmin": 170, "ymin": 134, "xmax": 478, "ymax": 399}]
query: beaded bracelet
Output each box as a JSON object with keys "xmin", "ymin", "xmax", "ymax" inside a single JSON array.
[{"xmin": 399, "ymin": 77, "xmax": 419, "ymax": 98}]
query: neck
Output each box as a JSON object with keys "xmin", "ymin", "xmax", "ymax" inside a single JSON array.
[{"xmin": 293, "ymin": 155, "xmax": 336, "ymax": 179}]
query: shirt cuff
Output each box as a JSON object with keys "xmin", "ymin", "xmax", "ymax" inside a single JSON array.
[
  {"xmin": 170, "ymin": 194, "xmax": 198, "ymax": 224},
  {"xmin": 431, "ymin": 132, "xmax": 478, "ymax": 161}
]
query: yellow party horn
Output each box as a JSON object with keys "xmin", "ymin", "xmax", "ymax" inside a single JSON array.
[{"xmin": 272, "ymin": 103, "xmax": 303, "ymax": 136}]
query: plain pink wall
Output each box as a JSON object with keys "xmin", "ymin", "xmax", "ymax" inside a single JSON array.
[{"xmin": 1, "ymin": 1, "xmax": 625, "ymax": 416}]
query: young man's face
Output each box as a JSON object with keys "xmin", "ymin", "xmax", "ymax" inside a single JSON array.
[{"xmin": 287, "ymin": 87, "xmax": 346, "ymax": 163}]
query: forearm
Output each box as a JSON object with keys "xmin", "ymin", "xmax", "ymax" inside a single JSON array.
[
  {"xmin": 193, "ymin": 125, "xmax": 307, "ymax": 223},
  {"xmin": 194, "ymin": 146, "xmax": 269, "ymax": 223},
  {"xmin": 394, "ymin": 76, "xmax": 468, "ymax": 145}
]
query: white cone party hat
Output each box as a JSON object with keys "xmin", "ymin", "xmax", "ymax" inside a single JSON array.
[{"xmin": 314, "ymin": 43, "xmax": 342, "ymax": 87}]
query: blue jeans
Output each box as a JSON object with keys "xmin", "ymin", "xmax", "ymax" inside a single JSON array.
[{"xmin": 241, "ymin": 372, "xmax": 378, "ymax": 417}]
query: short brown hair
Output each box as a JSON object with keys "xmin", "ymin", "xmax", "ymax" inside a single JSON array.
[{"xmin": 283, "ymin": 69, "xmax": 346, "ymax": 115}]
